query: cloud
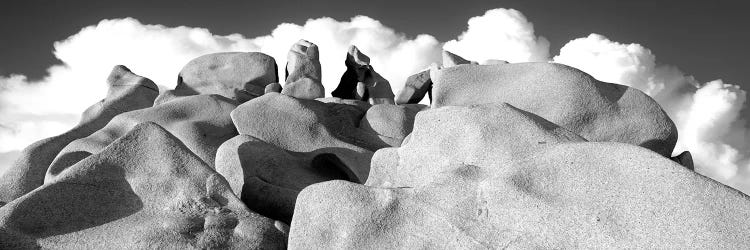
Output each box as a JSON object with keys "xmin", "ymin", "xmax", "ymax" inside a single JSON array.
[
  {"xmin": 443, "ymin": 8, "xmax": 550, "ymax": 63},
  {"xmin": 553, "ymin": 34, "xmax": 750, "ymax": 192},
  {"xmin": 0, "ymin": 17, "xmax": 442, "ymax": 153}
]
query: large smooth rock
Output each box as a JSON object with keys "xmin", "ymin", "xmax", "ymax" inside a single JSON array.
[
  {"xmin": 156, "ymin": 52, "xmax": 277, "ymax": 105},
  {"xmin": 215, "ymin": 135, "xmax": 355, "ymax": 224},
  {"xmin": 289, "ymin": 102, "xmax": 750, "ymax": 249},
  {"xmin": 0, "ymin": 122, "xmax": 286, "ymax": 249},
  {"xmin": 46, "ymin": 94, "xmax": 238, "ymax": 182},
  {"xmin": 358, "ymin": 103, "xmax": 427, "ymax": 147},
  {"xmin": 281, "ymin": 40, "xmax": 325, "ymax": 100},
  {"xmin": 230, "ymin": 93, "xmax": 386, "ymax": 182},
  {"xmin": 331, "ymin": 45, "xmax": 395, "ymax": 104},
  {"xmin": 0, "ymin": 65, "xmax": 158, "ymax": 203},
  {"xmin": 225, "ymin": 93, "xmax": 423, "ymax": 219},
  {"xmin": 430, "ymin": 62, "xmax": 678, "ymax": 156}
]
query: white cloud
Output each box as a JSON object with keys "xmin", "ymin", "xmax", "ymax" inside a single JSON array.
[
  {"xmin": 443, "ymin": 8, "xmax": 550, "ymax": 63},
  {"xmin": 553, "ymin": 34, "xmax": 749, "ymax": 192}
]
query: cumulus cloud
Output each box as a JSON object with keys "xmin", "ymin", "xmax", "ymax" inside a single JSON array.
[
  {"xmin": 0, "ymin": 16, "xmax": 442, "ymax": 153},
  {"xmin": 553, "ymin": 34, "xmax": 750, "ymax": 192},
  {"xmin": 443, "ymin": 8, "xmax": 550, "ymax": 63}
]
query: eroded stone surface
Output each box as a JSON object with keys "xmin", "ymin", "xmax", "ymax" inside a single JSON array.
[
  {"xmin": 215, "ymin": 135, "xmax": 355, "ymax": 224},
  {"xmin": 156, "ymin": 52, "xmax": 277, "ymax": 105},
  {"xmin": 281, "ymin": 40, "xmax": 325, "ymax": 100},
  {"xmin": 0, "ymin": 123, "xmax": 286, "ymax": 249},
  {"xmin": 46, "ymin": 94, "xmax": 238, "ymax": 182},
  {"xmin": 230, "ymin": 93, "xmax": 405, "ymax": 182},
  {"xmin": 289, "ymin": 103, "xmax": 750, "ymax": 249},
  {"xmin": 430, "ymin": 62, "xmax": 678, "ymax": 156},
  {"xmin": 331, "ymin": 46, "xmax": 395, "ymax": 104},
  {"xmin": 0, "ymin": 65, "xmax": 159, "ymax": 203},
  {"xmin": 396, "ymin": 69, "xmax": 433, "ymax": 105}
]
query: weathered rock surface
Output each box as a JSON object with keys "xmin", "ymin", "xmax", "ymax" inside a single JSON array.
[
  {"xmin": 441, "ymin": 50, "xmax": 474, "ymax": 67},
  {"xmin": 0, "ymin": 122, "xmax": 286, "ymax": 249},
  {"xmin": 46, "ymin": 94, "xmax": 238, "ymax": 181},
  {"xmin": 0, "ymin": 65, "xmax": 158, "ymax": 203},
  {"xmin": 156, "ymin": 52, "xmax": 277, "ymax": 105},
  {"xmin": 3, "ymin": 44, "xmax": 743, "ymax": 249},
  {"xmin": 289, "ymin": 102, "xmax": 750, "ymax": 249},
  {"xmin": 281, "ymin": 40, "xmax": 325, "ymax": 100},
  {"xmin": 672, "ymin": 150, "xmax": 694, "ymax": 170},
  {"xmin": 395, "ymin": 68, "xmax": 432, "ymax": 105},
  {"xmin": 215, "ymin": 135, "xmax": 355, "ymax": 224},
  {"xmin": 230, "ymin": 93, "xmax": 421, "ymax": 183},
  {"xmin": 430, "ymin": 62, "xmax": 678, "ymax": 156},
  {"xmin": 331, "ymin": 45, "xmax": 395, "ymax": 104}
]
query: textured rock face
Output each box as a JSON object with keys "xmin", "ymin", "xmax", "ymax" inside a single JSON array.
[
  {"xmin": 0, "ymin": 65, "xmax": 158, "ymax": 203},
  {"xmin": 281, "ymin": 40, "xmax": 325, "ymax": 100},
  {"xmin": 46, "ymin": 94, "xmax": 238, "ymax": 181},
  {"xmin": 396, "ymin": 69, "xmax": 432, "ymax": 105},
  {"xmin": 223, "ymin": 93, "xmax": 423, "ymax": 224},
  {"xmin": 441, "ymin": 50, "xmax": 474, "ymax": 67},
  {"xmin": 331, "ymin": 46, "xmax": 395, "ymax": 104},
  {"xmin": 0, "ymin": 123, "xmax": 286, "ymax": 249},
  {"xmin": 289, "ymin": 103, "xmax": 750, "ymax": 249},
  {"xmin": 215, "ymin": 135, "xmax": 354, "ymax": 224},
  {"xmin": 230, "ymin": 93, "xmax": 413, "ymax": 182},
  {"xmin": 156, "ymin": 52, "xmax": 278, "ymax": 104},
  {"xmin": 2, "ymin": 46, "xmax": 746, "ymax": 249},
  {"xmin": 430, "ymin": 62, "xmax": 678, "ymax": 156}
]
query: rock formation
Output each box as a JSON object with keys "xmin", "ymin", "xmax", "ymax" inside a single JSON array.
[
  {"xmin": 45, "ymin": 94, "xmax": 238, "ymax": 182},
  {"xmin": 155, "ymin": 52, "xmax": 277, "ymax": 105},
  {"xmin": 0, "ymin": 66, "xmax": 158, "ymax": 203},
  {"xmin": 289, "ymin": 102, "xmax": 750, "ymax": 249},
  {"xmin": 331, "ymin": 45, "xmax": 395, "ymax": 104},
  {"xmin": 430, "ymin": 62, "xmax": 678, "ymax": 157},
  {"xmin": 1, "ymin": 44, "xmax": 747, "ymax": 249},
  {"xmin": 0, "ymin": 123, "xmax": 286, "ymax": 249},
  {"xmin": 280, "ymin": 40, "xmax": 325, "ymax": 100},
  {"xmin": 441, "ymin": 50, "xmax": 475, "ymax": 67},
  {"xmin": 396, "ymin": 68, "xmax": 433, "ymax": 105}
]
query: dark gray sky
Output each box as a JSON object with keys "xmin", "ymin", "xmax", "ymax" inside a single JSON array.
[{"xmin": 1, "ymin": 0, "xmax": 748, "ymax": 90}]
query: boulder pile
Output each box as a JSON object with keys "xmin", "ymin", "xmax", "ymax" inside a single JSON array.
[{"xmin": 1, "ymin": 40, "xmax": 746, "ymax": 249}]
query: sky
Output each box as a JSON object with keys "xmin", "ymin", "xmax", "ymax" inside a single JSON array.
[{"xmin": 0, "ymin": 0, "xmax": 749, "ymax": 192}]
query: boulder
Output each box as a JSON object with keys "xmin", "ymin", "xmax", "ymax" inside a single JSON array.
[
  {"xmin": 229, "ymin": 93, "xmax": 386, "ymax": 182},
  {"xmin": 331, "ymin": 45, "xmax": 395, "ymax": 104},
  {"xmin": 358, "ymin": 103, "xmax": 427, "ymax": 147},
  {"xmin": 395, "ymin": 68, "xmax": 433, "ymax": 105},
  {"xmin": 281, "ymin": 40, "xmax": 325, "ymax": 100},
  {"xmin": 215, "ymin": 135, "xmax": 355, "ymax": 224},
  {"xmin": 46, "ymin": 94, "xmax": 238, "ymax": 182},
  {"xmin": 0, "ymin": 122, "xmax": 286, "ymax": 249},
  {"xmin": 229, "ymin": 93, "xmax": 423, "ymax": 178},
  {"xmin": 430, "ymin": 62, "xmax": 678, "ymax": 156},
  {"xmin": 672, "ymin": 151, "xmax": 694, "ymax": 170},
  {"xmin": 0, "ymin": 65, "xmax": 158, "ymax": 203},
  {"xmin": 155, "ymin": 52, "xmax": 277, "ymax": 105},
  {"xmin": 289, "ymin": 102, "xmax": 750, "ymax": 249},
  {"xmin": 441, "ymin": 50, "xmax": 474, "ymax": 67}
]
